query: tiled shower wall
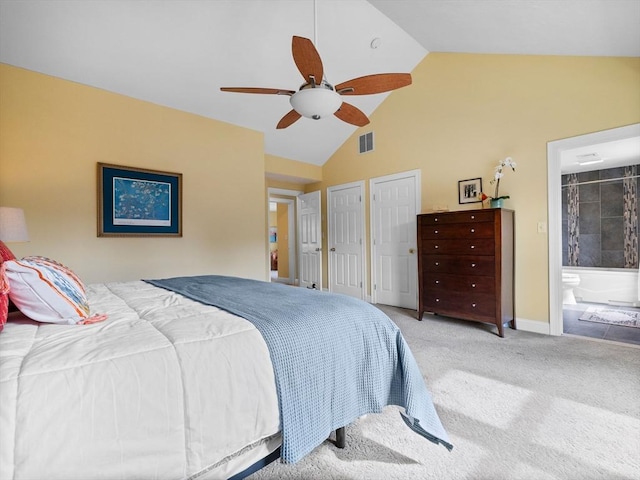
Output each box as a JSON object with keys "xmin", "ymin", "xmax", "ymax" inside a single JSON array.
[{"xmin": 562, "ymin": 165, "xmax": 639, "ymax": 268}]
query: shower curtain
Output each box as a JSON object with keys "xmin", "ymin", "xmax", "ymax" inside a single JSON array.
[{"xmin": 622, "ymin": 166, "xmax": 639, "ymax": 300}]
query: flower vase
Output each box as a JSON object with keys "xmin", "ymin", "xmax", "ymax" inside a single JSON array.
[{"xmin": 490, "ymin": 198, "xmax": 504, "ymax": 208}]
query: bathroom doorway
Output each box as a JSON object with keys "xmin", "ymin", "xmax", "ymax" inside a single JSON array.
[{"xmin": 548, "ymin": 124, "xmax": 640, "ymax": 346}]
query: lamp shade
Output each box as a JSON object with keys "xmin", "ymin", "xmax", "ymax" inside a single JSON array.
[
  {"xmin": 0, "ymin": 207, "xmax": 29, "ymax": 242},
  {"xmin": 290, "ymin": 87, "xmax": 342, "ymax": 119}
]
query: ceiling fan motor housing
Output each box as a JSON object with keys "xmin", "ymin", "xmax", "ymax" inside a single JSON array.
[{"xmin": 290, "ymin": 82, "xmax": 342, "ymax": 120}]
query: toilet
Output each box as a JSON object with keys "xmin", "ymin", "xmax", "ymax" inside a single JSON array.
[{"xmin": 562, "ymin": 272, "xmax": 581, "ymax": 304}]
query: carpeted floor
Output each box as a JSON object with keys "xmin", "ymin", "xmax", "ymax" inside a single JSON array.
[
  {"xmin": 579, "ymin": 306, "xmax": 640, "ymax": 328},
  {"xmin": 250, "ymin": 306, "xmax": 640, "ymax": 480}
]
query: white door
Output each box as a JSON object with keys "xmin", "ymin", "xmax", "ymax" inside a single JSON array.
[
  {"xmin": 297, "ymin": 190, "xmax": 322, "ymax": 289},
  {"xmin": 371, "ymin": 170, "xmax": 420, "ymax": 309},
  {"xmin": 328, "ymin": 182, "xmax": 365, "ymax": 299}
]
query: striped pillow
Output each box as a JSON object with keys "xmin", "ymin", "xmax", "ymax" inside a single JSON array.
[{"xmin": 3, "ymin": 256, "xmax": 90, "ymax": 324}]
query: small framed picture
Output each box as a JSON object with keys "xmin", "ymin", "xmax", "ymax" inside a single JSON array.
[{"xmin": 458, "ymin": 177, "xmax": 483, "ymax": 204}]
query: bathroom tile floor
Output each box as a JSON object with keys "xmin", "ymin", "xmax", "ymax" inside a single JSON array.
[{"xmin": 563, "ymin": 302, "xmax": 640, "ymax": 346}]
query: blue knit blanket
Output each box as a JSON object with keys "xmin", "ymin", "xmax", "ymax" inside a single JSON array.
[{"xmin": 145, "ymin": 275, "xmax": 452, "ymax": 463}]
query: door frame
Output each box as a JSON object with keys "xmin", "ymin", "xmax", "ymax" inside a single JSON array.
[
  {"xmin": 327, "ymin": 180, "xmax": 366, "ymax": 299},
  {"xmin": 547, "ymin": 123, "xmax": 640, "ymax": 336},
  {"xmin": 267, "ymin": 187, "xmax": 303, "ymax": 284},
  {"xmin": 369, "ymin": 169, "xmax": 421, "ymax": 307}
]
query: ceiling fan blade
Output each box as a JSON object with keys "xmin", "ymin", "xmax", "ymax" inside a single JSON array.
[
  {"xmin": 335, "ymin": 73, "xmax": 412, "ymax": 95},
  {"xmin": 334, "ymin": 102, "xmax": 370, "ymax": 127},
  {"xmin": 276, "ymin": 109, "xmax": 302, "ymax": 129},
  {"xmin": 292, "ymin": 36, "xmax": 324, "ymax": 85},
  {"xmin": 220, "ymin": 87, "xmax": 295, "ymax": 95}
]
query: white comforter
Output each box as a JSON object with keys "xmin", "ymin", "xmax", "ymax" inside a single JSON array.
[{"xmin": 0, "ymin": 281, "xmax": 280, "ymax": 480}]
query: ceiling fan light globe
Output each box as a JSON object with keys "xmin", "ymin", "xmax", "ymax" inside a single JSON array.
[{"xmin": 290, "ymin": 87, "xmax": 342, "ymax": 120}]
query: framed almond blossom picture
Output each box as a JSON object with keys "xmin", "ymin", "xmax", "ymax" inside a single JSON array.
[{"xmin": 98, "ymin": 163, "xmax": 182, "ymax": 237}]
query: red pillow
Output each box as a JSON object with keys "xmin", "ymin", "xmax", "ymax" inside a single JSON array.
[
  {"xmin": 0, "ymin": 241, "xmax": 15, "ymax": 332},
  {"xmin": 0, "ymin": 266, "xmax": 9, "ymax": 332},
  {"xmin": 0, "ymin": 240, "xmax": 16, "ymax": 264}
]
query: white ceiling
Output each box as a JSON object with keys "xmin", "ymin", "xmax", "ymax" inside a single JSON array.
[
  {"xmin": 561, "ymin": 136, "xmax": 640, "ymax": 174},
  {"xmin": 1, "ymin": 0, "xmax": 639, "ymax": 169}
]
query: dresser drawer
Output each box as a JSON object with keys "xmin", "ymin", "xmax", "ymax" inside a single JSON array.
[
  {"xmin": 419, "ymin": 210, "xmax": 494, "ymax": 225},
  {"xmin": 422, "ymin": 273, "xmax": 495, "ymax": 296},
  {"xmin": 423, "ymin": 292, "xmax": 496, "ymax": 318},
  {"xmin": 421, "ymin": 238, "xmax": 494, "ymax": 255},
  {"xmin": 422, "ymin": 254, "xmax": 495, "ymax": 276},
  {"xmin": 419, "ymin": 221, "xmax": 495, "ymax": 239}
]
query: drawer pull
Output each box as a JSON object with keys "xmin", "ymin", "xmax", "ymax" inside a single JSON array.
[
  {"xmin": 471, "ymin": 215, "xmax": 475, "ymax": 219},
  {"xmin": 471, "ymin": 283, "xmax": 476, "ymax": 288},
  {"xmin": 434, "ymin": 230, "xmax": 438, "ymax": 234},
  {"xmin": 435, "ymin": 262, "xmax": 439, "ymax": 266},
  {"xmin": 434, "ymin": 218, "xmax": 439, "ymax": 222},
  {"xmin": 435, "ymin": 298, "xmax": 440, "ymax": 302},
  {"xmin": 435, "ymin": 280, "xmax": 439, "ymax": 284},
  {"xmin": 472, "ymin": 303, "xmax": 476, "ymax": 308},
  {"xmin": 471, "ymin": 228, "xmax": 475, "ymax": 233},
  {"xmin": 471, "ymin": 263, "xmax": 476, "ymax": 267},
  {"xmin": 434, "ymin": 245, "xmax": 439, "ymax": 249},
  {"xmin": 470, "ymin": 245, "xmax": 475, "ymax": 249}
]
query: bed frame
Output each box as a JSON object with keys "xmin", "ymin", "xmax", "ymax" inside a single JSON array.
[{"xmin": 231, "ymin": 427, "xmax": 346, "ymax": 479}]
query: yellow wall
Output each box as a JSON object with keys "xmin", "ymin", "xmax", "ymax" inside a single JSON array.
[
  {"xmin": 265, "ymin": 154, "xmax": 322, "ymax": 184},
  {"xmin": 268, "ymin": 209, "xmax": 277, "ymax": 251},
  {"xmin": 0, "ymin": 64, "xmax": 267, "ymax": 283},
  {"xmin": 276, "ymin": 203, "xmax": 289, "ymax": 277},
  {"xmin": 317, "ymin": 53, "xmax": 640, "ymax": 325}
]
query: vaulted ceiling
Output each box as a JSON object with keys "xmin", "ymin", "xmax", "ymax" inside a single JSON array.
[{"xmin": 1, "ymin": 0, "xmax": 638, "ymax": 166}]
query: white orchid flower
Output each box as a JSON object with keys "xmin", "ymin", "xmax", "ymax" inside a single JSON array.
[
  {"xmin": 503, "ymin": 157, "xmax": 516, "ymax": 169},
  {"xmin": 487, "ymin": 156, "xmax": 516, "ymax": 200}
]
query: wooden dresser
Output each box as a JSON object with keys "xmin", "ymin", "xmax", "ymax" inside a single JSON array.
[{"xmin": 417, "ymin": 208, "xmax": 515, "ymax": 337}]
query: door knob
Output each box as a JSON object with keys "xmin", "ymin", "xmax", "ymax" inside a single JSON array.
[
  {"xmin": 315, "ymin": 247, "xmax": 321, "ymax": 252},
  {"xmin": 330, "ymin": 247, "xmax": 336, "ymax": 252},
  {"xmin": 409, "ymin": 248, "xmax": 415, "ymax": 254}
]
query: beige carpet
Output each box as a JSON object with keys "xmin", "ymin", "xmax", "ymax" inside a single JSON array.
[{"xmin": 250, "ymin": 306, "xmax": 640, "ymax": 480}]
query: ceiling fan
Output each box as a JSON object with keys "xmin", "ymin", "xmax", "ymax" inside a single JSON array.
[{"xmin": 220, "ymin": 35, "xmax": 412, "ymax": 129}]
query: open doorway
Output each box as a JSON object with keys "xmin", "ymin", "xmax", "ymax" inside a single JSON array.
[
  {"xmin": 547, "ymin": 124, "xmax": 640, "ymax": 345},
  {"xmin": 268, "ymin": 188, "xmax": 302, "ymax": 285}
]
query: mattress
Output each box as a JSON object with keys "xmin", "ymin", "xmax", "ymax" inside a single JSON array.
[{"xmin": 0, "ymin": 280, "xmax": 280, "ymax": 480}]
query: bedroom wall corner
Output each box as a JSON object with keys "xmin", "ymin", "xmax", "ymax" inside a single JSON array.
[
  {"xmin": 0, "ymin": 64, "xmax": 267, "ymax": 283},
  {"xmin": 317, "ymin": 53, "xmax": 640, "ymax": 325}
]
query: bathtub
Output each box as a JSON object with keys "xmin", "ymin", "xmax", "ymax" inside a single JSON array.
[{"xmin": 563, "ymin": 267, "xmax": 639, "ymax": 307}]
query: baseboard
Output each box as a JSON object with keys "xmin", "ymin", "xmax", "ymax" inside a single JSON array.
[
  {"xmin": 273, "ymin": 276, "xmax": 292, "ymax": 284},
  {"xmin": 362, "ymin": 299, "xmax": 551, "ymax": 335},
  {"xmin": 515, "ymin": 317, "xmax": 551, "ymax": 335}
]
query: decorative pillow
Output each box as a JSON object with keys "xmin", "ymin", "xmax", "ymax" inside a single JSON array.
[
  {"xmin": 0, "ymin": 266, "xmax": 9, "ymax": 332},
  {"xmin": 0, "ymin": 240, "xmax": 16, "ymax": 264},
  {"xmin": 3, "ymin": 256, "xmax": 91, "ymax": 324}
]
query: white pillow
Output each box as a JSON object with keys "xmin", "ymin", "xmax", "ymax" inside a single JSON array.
[{"xmin": 4, "ymin": 256, "xmax": 90, "ymax": 324}]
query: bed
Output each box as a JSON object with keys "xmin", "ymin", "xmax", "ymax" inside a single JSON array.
[{"xmin": 0, "ymin": 260, "xmax": 451, "ymax": 479}]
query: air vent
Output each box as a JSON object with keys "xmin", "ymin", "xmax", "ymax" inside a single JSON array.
[{"xmin": 358, "ymin": 132, "xmax": 374, "ymax": 154}]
